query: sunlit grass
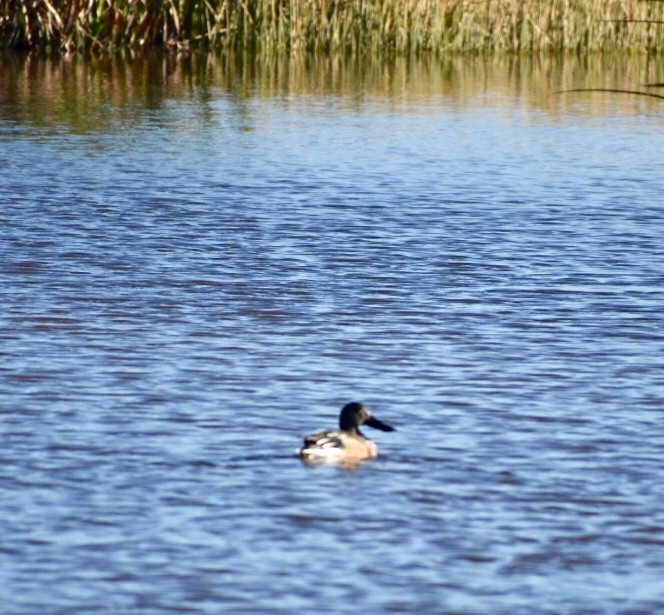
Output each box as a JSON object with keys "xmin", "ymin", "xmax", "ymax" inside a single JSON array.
[{"xmin": 2, "ymin": 0, "xmax": 664, "ymax": 53}]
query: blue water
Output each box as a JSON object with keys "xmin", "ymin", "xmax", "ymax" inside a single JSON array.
[{"xmin": 1, "ymin": 54, "xmax": 664, "ymax": 614}]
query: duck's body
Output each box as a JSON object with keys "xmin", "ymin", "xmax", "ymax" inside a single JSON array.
[{"xmin": 298, "ymin": 402, "xmax": 395, "ymax": 463}]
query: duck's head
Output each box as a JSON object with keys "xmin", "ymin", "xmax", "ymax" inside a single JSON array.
[{"xmin": 339, "ymin": 402, "xmax": 395, "ymax": 434}]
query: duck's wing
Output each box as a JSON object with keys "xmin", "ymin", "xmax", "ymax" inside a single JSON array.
[
  {"xmin": 302, "ymin": 430, "xmax": 344, "ymax": 449},
  {"xmin": 298, "ymin": 430, "xmax": 346, "ymax": 459},
  {"xmin": 298, "ymin": 430, "xmax": 378, "ymax": 462}
]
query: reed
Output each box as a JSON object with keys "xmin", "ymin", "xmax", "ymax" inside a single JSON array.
[{"xmin": 2, "ymin": 0, "xmax": 664, "ymax": 53}]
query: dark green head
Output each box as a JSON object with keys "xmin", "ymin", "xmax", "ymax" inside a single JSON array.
[{"xmin": 339, "ymin": 402, "xmax": 395, "ymax": 434}]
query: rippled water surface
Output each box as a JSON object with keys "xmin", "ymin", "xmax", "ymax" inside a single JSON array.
[{"xmin": 2, "ymin": 53, "xmax": 664, "ymax": 614}]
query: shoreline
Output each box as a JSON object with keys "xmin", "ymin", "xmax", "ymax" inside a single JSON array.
[{"xmin": 2, "ymin": 0, "xmax": 664, "ymax": 54}]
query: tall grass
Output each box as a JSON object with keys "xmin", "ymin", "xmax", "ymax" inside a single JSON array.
[{"xmin": 2, "ymin": 0, "xmax": 664, "ymax": 53}]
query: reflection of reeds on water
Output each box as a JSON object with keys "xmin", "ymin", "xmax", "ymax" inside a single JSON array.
[
  {"xmin": 3, "ymin": 0, "xmax": 664, "ymax": 53},
  {"xmin": 3, "ymin": 52, "xmax": 664, "ymax": 133}
]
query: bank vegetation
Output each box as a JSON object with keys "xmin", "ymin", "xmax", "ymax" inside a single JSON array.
[{"xmin": 2, "ymin": 0, "xmax": 664, "ymax": 54}]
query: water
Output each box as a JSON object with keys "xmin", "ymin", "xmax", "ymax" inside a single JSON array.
[{"xmin": 1, "ymin": 52, "xmax": 664, "ymax": 614}]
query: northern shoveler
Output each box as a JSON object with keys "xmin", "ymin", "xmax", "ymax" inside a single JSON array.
[{"xmin": 298, "ymin": 402, "xmax": 395, "ymax": 463}]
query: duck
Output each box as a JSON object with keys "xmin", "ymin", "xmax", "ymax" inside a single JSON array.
[{"xmin": 298, "ymin": 402, "xmax": 395, "ymax": 463}]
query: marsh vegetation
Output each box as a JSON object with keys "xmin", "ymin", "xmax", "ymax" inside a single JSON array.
[{"xmin": 2, "ymin": 0, "xmax": 664, "ymax": 54}]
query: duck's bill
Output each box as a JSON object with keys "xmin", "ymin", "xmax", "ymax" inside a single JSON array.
[{"xmin": 365, "ymin": 416, "xmax": 395, "ymax": 432}]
